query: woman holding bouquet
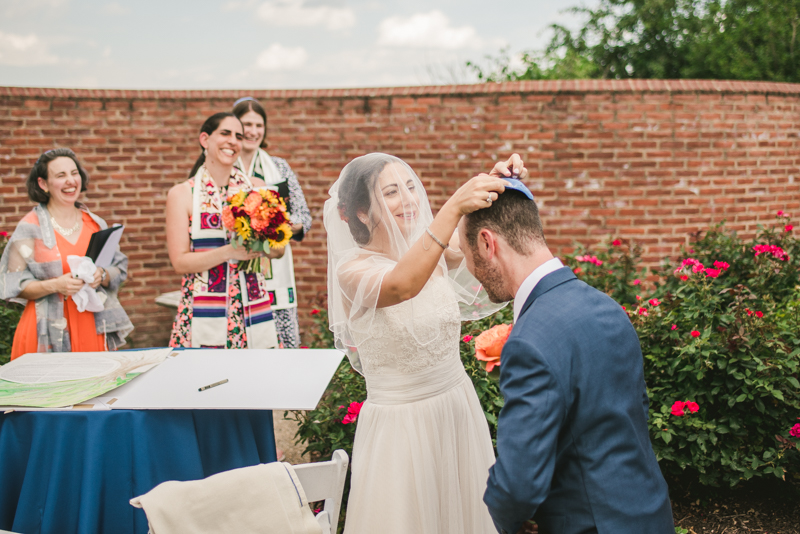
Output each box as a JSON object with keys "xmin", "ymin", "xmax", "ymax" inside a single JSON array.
[
  {"xmin": 0, "ymin": 148, "xmax": 133, "ymax": 359},
  {"xmin": 166, "ymin": 112, "xmax": 285, "ymax": 350},
  {"xmin": 324, "ymin": 153, "xmax": 526, "ymax": 533},
  {"xmin": 232, "ymin": 97, "xmax": 312, "ymax": 349}
]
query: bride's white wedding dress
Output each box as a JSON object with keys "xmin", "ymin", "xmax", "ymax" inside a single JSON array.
[{"xmin": 344, "ymin": 276, "xmax": 497, "ymax": 533}]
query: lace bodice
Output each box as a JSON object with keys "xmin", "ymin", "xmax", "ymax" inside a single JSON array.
[{"xmin": 357, "ymin": 276, "xmax": 461, "ymax": 376}]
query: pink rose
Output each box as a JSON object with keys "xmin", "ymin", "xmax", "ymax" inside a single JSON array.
[
  {"xmin": 671, "ymin": 401, "xmax": 686, "ymax": 417},
  {"xmin": 462, "ymin": 335, "xmax": 473, "ymax": 343},
  {"xmin": 691, "ymin": 330, "xmax": 701, "ymax": 338},
  {"xmin": 671, "ymin": 324, "xmax": 677, "ymax": 331},
  {"xmin": 790, "ymin": 423, "xmax": 800, "ymax": 438},
  {"xmin": 685, "ymin": 401, "xmax": 699, "ymax": 413},
  {"xmin": 342, "ymin": 401, "xmax": 364, "ymax": 424}
]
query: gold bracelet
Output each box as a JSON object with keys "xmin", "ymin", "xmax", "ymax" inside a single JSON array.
[{"xmin": 425, "ymin": 227, "xmax": 447, "ymax": 250}]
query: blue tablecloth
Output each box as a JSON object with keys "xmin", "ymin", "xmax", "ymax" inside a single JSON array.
[{"xmin": 0, "ymin": 409, "xmax": 277, "ymax": 534}]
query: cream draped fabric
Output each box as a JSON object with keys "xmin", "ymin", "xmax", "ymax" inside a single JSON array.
[{"xmin": 130, "ymin": 462, "xmax": 322, "ymax": 534}]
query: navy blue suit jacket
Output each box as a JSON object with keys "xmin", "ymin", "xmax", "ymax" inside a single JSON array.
[{"xmin": 484, "ymin": 267, "xmax": 674, "ymax": 534}]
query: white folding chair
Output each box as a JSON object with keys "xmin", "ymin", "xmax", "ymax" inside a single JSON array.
[{"xmin": 293, "ymin": 449, "xmax": 349, "ymax": 534}]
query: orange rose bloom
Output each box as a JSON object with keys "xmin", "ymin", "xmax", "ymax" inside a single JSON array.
[
  {"xmin": 475, "ymin": 323, "xmax": 512, "ymax": 372},
  {"xmin": 221, "ymin": 206, "xmax": 236, "ymax": 231},
  {"xmin": 243, "ymin": 191, "xmax": 263, "ymax": 216},
  {"xmin": 250, "ymin": 214, "xmax": 268, "ymax": 233}
]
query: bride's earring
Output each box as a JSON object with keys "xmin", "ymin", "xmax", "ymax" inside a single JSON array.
[
  {"xmin": 203, "ymin": 148, "xmax": 208, "ymax": 157},
  {"xmin": 358, "ymin": 215, "xmax": 368, "ymax": 224}
]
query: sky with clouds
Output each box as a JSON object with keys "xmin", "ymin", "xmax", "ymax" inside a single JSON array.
[{"xmin": 0, "ymin": 0, "xmax": 595, "ymax": 90}]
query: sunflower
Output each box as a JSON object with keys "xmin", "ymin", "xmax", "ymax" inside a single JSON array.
[
  {"xmin": 267, "ymin": 222, "xmax": 292, "ymax": 249},
  {"xmin": 229, "ymin": 190, "xmax": 247, "ymax": 207},
  {"xmin": 234, "ymin": 217, "xmax": 252, "ymax": 240}
]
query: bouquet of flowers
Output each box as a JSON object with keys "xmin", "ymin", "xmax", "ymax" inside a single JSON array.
[
  {"xmin": 474, "ymin": 323, "xmax": 512, "ymax": 379},
  {"xmin": 222, "ymin": 187, "xmax": 292, "ymax": 275}
]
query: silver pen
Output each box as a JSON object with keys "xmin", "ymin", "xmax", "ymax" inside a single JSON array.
[{"xmin": 198, "ymin": 378, "xmax": 229, "ymax": 392}]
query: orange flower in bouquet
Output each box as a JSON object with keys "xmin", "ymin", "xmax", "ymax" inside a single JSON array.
[
  {"xmin": 222, "ymin": 187, "xmax": 292, "ymax": 275},
  {"xmin": 474, "ymin": 323, "xmax": 512, "ymax": 374}
]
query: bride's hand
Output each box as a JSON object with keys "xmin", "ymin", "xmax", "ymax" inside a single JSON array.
[
  {"xmin": 446, "ymin": 174, "xmax": 509, "ymax": 216},
  {"xmin": 490, "ymin": 153, "xmax": 528, "ymax": 179}
]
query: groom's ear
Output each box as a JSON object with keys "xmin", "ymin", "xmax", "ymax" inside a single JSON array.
[{"xmin": 477, "ymin": 228, "xmax": 497, "ymax": 260}]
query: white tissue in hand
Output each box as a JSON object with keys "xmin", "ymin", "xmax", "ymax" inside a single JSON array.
[
  {"xmin": 68, "ymin": 255, "xmax": 97, "ymax": 283},
  {"xmin": 66, "ymin": 255, "xmax": 104, "ymax": 313}
]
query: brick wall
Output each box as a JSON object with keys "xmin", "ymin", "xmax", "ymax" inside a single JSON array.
[{"xmin": 2, "ymin": 80, "xmax": 799, "ymax": 348}]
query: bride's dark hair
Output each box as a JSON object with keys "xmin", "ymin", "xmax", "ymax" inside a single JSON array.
[{"xmin": 337, "ymin": 156, "xmax": 390, "ymax": 246}]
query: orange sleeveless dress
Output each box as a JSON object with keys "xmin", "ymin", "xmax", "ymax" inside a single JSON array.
[{"xmin": 10, "ymin": 212, "xmax": 107, "ymax": 360}]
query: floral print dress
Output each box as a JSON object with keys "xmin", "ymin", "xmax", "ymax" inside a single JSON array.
[{"xmin": 169, "ymin": 179, "xmax": 248, "ymax": 349}]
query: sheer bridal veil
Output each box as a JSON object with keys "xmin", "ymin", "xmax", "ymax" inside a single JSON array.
[{"xmin": 323, "ymin": 153, "xmax": 504, "ymax": 373}]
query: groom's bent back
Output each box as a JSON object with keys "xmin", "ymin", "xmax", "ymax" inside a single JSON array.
[{"xmin": 458, "ymin": 182, "xmax": 674, "ymax": 534}]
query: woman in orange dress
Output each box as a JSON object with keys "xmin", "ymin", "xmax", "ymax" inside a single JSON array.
[{"xmin": 0, "ymin": 148, "xmax": 133, "ymax": 359}]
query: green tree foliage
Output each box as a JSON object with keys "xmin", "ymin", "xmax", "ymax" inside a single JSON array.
[{"xmin": 469, "ymin": 0, "xmax": 800, "ymax": 82}]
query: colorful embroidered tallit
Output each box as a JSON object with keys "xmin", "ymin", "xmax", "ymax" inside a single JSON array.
[
  {"xmin": 235, "ymin": 149, "xmax": 297, "ymax": 311},
  {"xmin": 190, "ymin": 165, "xmax": 278, "ymax": 349}
]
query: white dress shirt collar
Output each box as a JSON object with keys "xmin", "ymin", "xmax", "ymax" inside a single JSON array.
[{"xmin": 513, "ymin": 258, "xmax": 564, "ymax": 322}]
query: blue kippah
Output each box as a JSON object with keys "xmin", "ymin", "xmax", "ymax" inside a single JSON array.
[{"xmin": 502, "ymin": 177, "xmax": 534, "ymax": 200}]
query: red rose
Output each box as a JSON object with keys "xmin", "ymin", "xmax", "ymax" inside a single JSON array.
[
  {"xmin": 671, "ymin": 401, "xmax": 686, "ymax": 416},
  {"xmin": 462, "ymin": 335, "xmax": 473, "ymax": 343},
  {"xmin": 310, "ymin": 309, "xmax": 320, "ymax": 315},
  {"xmin": 612, "ymin": 239, "xmax": 622, "ymax": 246},
  {"xmin": 755, "ymin": 311, "xmax": 764, "ymax": 318},
  {"xmin": 685, "ymin": 401, "xmax": 699, "ymax": 413},
  {"xmin": 786, "ymin": 225, "xmax": 794, "ymax": 232},
  {"xmin": 671, "ymin": 324, "xmax": 677, "ymax": 331},
  {"xmin": 680, "ymin": 275, "xmax": 689, "ymax": 281},
  {"xmin": 649, "ymin": 298, "xmax": 660, "ymax": 307},
  {"xmin": 691, "ymin": 330, "xmax": 701, "ymax": 338}
]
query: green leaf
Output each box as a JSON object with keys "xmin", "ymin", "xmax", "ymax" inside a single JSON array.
[{"xmin": 771, "ymin": 390, "xmax": 784, "ymax": 401}]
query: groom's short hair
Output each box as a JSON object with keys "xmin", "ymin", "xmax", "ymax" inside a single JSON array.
[{"xmin": 463, "ymin": 190, "xmax": 546, "ymax": 255}]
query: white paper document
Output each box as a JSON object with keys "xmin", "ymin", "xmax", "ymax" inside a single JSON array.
[
  {"xmin": 95, "ymin": 225, "xmax": 124, "ymax": 268},
  {"xmin": 0, "ymin": 354, "xmax": 121, "ymax": 384},
  {"xmin": 0, "ymin": 348, "xmax": 173, "ymax": 408},
  {"xmin": 110, "ymin": 348, "xmax": 345, "ymax": 410}
]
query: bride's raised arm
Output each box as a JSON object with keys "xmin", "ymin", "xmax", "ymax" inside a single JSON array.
[{"xmin": 375, "ymin": 173, "xmax": 508, "ymax": 307}]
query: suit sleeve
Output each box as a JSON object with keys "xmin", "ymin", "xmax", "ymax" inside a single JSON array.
[{"xmin": 484, "ymin": 337, "xmax": 567, "ymax": 534}]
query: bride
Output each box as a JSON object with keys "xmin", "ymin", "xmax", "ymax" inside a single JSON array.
[{"xmin": 324, "ymin": 153, "xmax": 526, "ymax": 533}]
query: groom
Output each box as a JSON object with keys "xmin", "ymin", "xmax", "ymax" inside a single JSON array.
[{"xmin": 458, "ymin": 162, "xmax": 674, "ymax": 534}]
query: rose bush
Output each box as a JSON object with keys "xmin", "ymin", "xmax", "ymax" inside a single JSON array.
[
  {"xmin": 618, "ymin": 215, "xmax": 800, "ymax": 486},
  {"xmin": 0, "ymin": 232, "xmax": 22, "ymax": 365}
]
